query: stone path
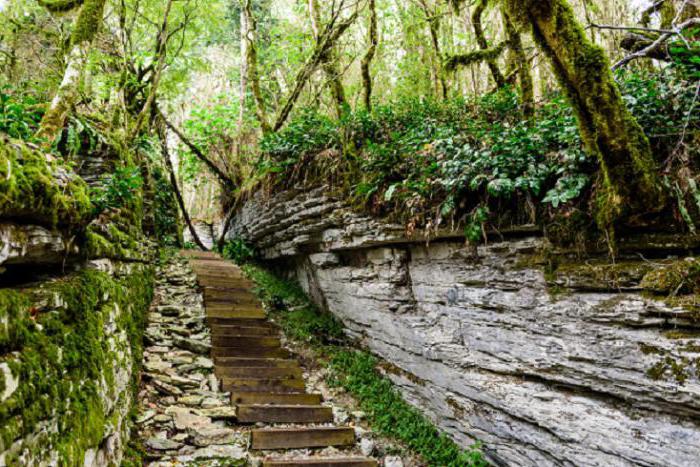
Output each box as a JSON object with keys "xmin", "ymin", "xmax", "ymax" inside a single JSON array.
[{"xmin": 132, "ymin": 251, "xmax": 380, "ymax": 466}]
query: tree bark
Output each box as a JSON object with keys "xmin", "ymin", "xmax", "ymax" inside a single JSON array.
[
  {"xmin": 419, "ymin": 0, "xmax": 448, "ymax": 99},
  {"xmin": 503, "ymin": 0, "xmax": 665, "ymax": 233},
  {"xmin": 35, "ymin": 0, "xmax": 107, "ymax": 142},
  {"xmin": 156, "ymin": 106, "xmax": 235, "ymax": 190},
  {"xmin": 273, "ymin": 10, "xmax": 358, "ymax": 131},
  {"xmin": 471, "ymin": 0, "xmax": 505, "ymax": 88},
  {"xmin": 308, "ymin": 0, "xmax": 350, "ymax": 118},
  {"xmin": 503, "ymin": 11, "xmax": 534, "ymax": 118},
  {"xmin": 361, "ymin": 0, "xmax": 378, "ymax": 110},
  {"xmin": 130, "ymin": 0, "xmax": 173, "ymax": 139},
  {"xmin": 157, "ymin": 120, "xmax": 207, "ymax": 250},
  {"xmin": 241, "ymin": 0, "xmax": 271, "ymax": 134}
]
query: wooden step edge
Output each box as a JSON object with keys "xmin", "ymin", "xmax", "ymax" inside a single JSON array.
[
  {"xmin": 231, "ymin": 392, "xmax": 323, "ymax": 405},
  {"xmin": 250, "ymin": 427, "xmax": 356, "ymax": 450},
  {"xmin": 214, "ymin": 357, "xmax": 298, "ymax": 367},
  {"xmin": 237, "ymin": 404, "xmax": 333, "ymax": 423},
  {"xmin": 262, "ymin": 458, "xmax": 378, "ymax": 467}
]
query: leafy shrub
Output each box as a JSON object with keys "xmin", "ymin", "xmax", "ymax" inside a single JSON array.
[
  {"xmin": 0, "ymin": 87, "xmax": 43, "ymax": 141},
  {"xmin": 91, "ymin": 166, "xmax": 143, "ymax": 214},
  {"xmin": 222, "ymin": 237, "xmax": 257, "ymax": 264}
]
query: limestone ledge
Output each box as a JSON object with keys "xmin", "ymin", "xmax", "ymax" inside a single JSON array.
[{"xmin": 230, "ymin": 187, "xmax": 700, "ymax": 467}]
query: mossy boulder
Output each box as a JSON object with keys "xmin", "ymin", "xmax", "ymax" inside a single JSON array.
[{"xmin": 0, "ymin": 136, "xmax": 92, "ymax": 228}]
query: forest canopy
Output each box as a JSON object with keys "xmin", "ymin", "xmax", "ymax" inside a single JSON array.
[{"xmin": 0, "ymin": 0, "xmax": 698, "ymax": 249}]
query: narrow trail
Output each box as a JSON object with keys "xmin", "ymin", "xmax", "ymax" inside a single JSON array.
[{"xmin": 133, "ymin": 250, "xmax": 378, "ymax": 466}]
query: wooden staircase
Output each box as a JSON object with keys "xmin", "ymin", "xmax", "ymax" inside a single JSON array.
[{"xmin": 183, "ymin": 250, "xmax": 376, "ymax": 467}]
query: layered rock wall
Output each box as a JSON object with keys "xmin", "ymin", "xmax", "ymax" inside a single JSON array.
[
  {"xmin": 229, "ymin": 187, "xmax": 700, "ymax": 467},
  {"xmin": 0, "ymin": 137, "xmax": 156, "ymax": 465}
]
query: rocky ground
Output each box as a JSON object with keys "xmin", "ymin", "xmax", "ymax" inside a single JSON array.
[{"xmin": 131, "ymin": 253, "xmax": 415, "ymax": 466}]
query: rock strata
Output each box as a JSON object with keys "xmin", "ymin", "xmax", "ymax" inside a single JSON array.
[{"xmin": 228, "ymin": 187, "xmax": 700, "ymax": 467}]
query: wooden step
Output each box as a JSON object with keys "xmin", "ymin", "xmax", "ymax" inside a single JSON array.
[
  {"xmin": 238, "ymin": 405, "xmax": 333, "ymax": 423},
  {"xmin": 211, "ymin": 325, "xmax": 276, "ymax": 336},
  {"xmin": 208, "ymin": 317, "xmax": 269, "ymax": 327},
  {"xmin": 207, "ymin": 307, "xmax": 266, "ymax": 320},
  {"xmin": 212, "ymin": 335, "xmax": 280, "ymax": 348},
  {"xmin": 216, "ymin": 366, "xmax": 302, "ymax": 379},
  {"xmin": 251, "ymin": 427, "xmax": 355, "ymax": 450},
  {"xmin": 222, "ymin": 377, "xmax": 305, "ymax": 393},
  {"xmin": 212, "ymin": 346, "xmax": 290, "ymax": 359},
  {"xmin": 181, "ymin": 250, "xmax": 219, "ymax": 259},
  {"xmin": 263, "ymin": 458, "xmax": 377, "ymax": 467},
  {"xmin": 232, "ymin": 392, "xmax": 323, "ymax": 406},
  {"xmin": 215, "ymin": 357, "xmax": 298, "ymax": 368}
]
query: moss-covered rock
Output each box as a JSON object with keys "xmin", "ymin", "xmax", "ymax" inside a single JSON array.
[
  {"xmin": 0, "ymin": 136, "xmax": 92, "ymax": 228},
  {"xmin": 0, "ymin": 262, "xmax": 154, "ymax": 465}
]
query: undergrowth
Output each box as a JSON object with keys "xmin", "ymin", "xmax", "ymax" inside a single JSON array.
[
  {"xmin": 189, "ymin": 65, "xmax": 699, "ymax": 241},
  {"xmin": 240, "ymin": 261, "xmax": 487, "ymax": 467}
]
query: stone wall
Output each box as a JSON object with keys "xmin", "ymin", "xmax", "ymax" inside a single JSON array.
[
  {"xmin": 0, "ymin": 137, "xmax": 156, "ymax": 465},
  {"xmin": 229, "ymin": 187, "xmax": 700, "ymax": 467}
]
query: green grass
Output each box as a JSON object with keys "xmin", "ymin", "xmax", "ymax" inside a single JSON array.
[{"xmin": 240, "ymin": 263, "xmax": 487, "ymax": 467}]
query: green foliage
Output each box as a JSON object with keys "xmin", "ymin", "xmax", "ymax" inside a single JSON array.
[
  {"xmin": 91, "ymin": 166, "xmax": 143, "ymax": 214},
  {"xmin": 0, "ymin": 88, "xmax": 43, "ymax": 141},
  {"xmin": 241, "ymin": 263, "xmax": 485, "ymax": 465},
  {"xmin": 328, "ymin": 350, "xmax": 487, "ymax": 467},
  {"xmin": 221, "ymin": 238, "xmax": 257, "ymax": 265},
  {"xmin": 152, "ymin": 166, "xmax": 181, "ymax": 247},
  {"xmin": 242, "ymin": 264, "xmax": 345, "ymax": 345}
]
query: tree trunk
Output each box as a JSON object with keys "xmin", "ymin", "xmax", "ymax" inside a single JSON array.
[
  {"xmin": 239, "ymin": 5, "xmax": 248, "ymax": 127},
  {"xmin": 503, "ymin": 11, "xmax": 534, "ymax": 118},
  {"xmin": 471, "ymin": 0, "xmax": 505, "ymax": 88},
  {"xmin": 157, "ymin": 120, "xmax": 207, "ymax": 250},
  {"xmin": 35, "ymin": 0, "xmax": 107, "ymax": 143},
  {"xmin": 504, "ymin": 0, "xmax": 665, "ymax": 233},
  {"xmin": 242, "ymin": 0, "xmax": 271, "ymax": 134},
  {"xmin": 273, "ymin": 10, "xmax": 358, "ymax": 131},
  {"xmin": 361, "ymin": 0, "xmax": 378, "ymax": 110},
  {"xmin": 309, "ymin": 0, "xmax": 350, "ymax": 118}
]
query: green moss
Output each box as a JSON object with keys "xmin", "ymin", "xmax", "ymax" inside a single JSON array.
[
  {"xmin": 0, "ymin": 265, "xmax": 154, "ymax": 464},
  {"xmin": 0, "ymin": 136, "xmax": 92, "ymax": 228},
  {"xmin": 70, "ymin": 0, "xmax": 107, "ymax": 46},
  {"xmin": 640, "ymin": 258, "xmax": 699, "ymax": 295}
]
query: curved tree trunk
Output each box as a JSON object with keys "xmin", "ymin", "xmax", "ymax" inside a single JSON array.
[
  {"xmin": 503, "ymin": 11, "xmax": 534, "ymax": 118},
  {"xmin": 504, "ymin": 0, "xmax": 665, "ymax": 234},
  {"xmin": 242, "ymin": 0, "xmax": 271, "ymax": 134},
  {"xmin": 361, "ymin": 0, "xmax": 378, "ymax": 110},
  {"xmin": 157, "ymin": 119, "xmax": 207, "ymax": 250},
  {"xmin": 35, "ymin": 0, "xmax": 107, "ymax": 143},
  {"xmin": 471, "ymin": 0, "xmax": 505, "ymax": 88}
]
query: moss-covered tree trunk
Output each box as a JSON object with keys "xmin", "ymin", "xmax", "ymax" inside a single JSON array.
[
  {"xmin": 35, "ymin": 0, "xmax": 107, "ymax": 143},
  {"xmin": 361, "ymin": 0, "xmax": 378, "ymax": 110},
  {"xmin": 472, "ymin": 0, "xmax": 505, "ymax": 88},
  {"xmin": 504, "ymin": 0, "xmax": 665, "ymax": 233},
  {"xmin": 503, "ymin": 11, "xmax": 534, "ymax": 117}
]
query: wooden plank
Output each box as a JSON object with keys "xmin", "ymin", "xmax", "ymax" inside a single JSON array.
[
  {"xmin": 211, "ymin": 335, "xmax": 281, "ymax": 348},
  {"xmin": 215, "ymin": 357, "xmax": 298, "ymax": 368},
  {"xmin": 263, "ymin": 458, "xmax": 377, "ymax": 467},
  {"xmin": 231, "ymin": 392, "xmax": 323, "ymax": 406},
  {"xmin": 211, "ymin": 325, "xmax": 276, "ymax": 336},
  {"xmin": 238, "ymin": 404, "xmax": 333, "ymax": 423},
  {"xmin": 216, "ymin": 366, "xmax": 302, "ymax": 379},
  {"xmin": 251, "ymin": 427, "xmax": 355, "ymax": 450},
  {"xmin": 207, "ymin": 308, "xmax": 266, "ymax": 320},
  {"xmin": 221, "ymin": 377, "xmax": 305, "ymax": 393},
  {"xmin": 212, "ymin": 346, "xmax": 290, "ymax": 358},
  {"xmin": 207, "ymin": 317, "xmax": 269, "ymax": 327}
]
